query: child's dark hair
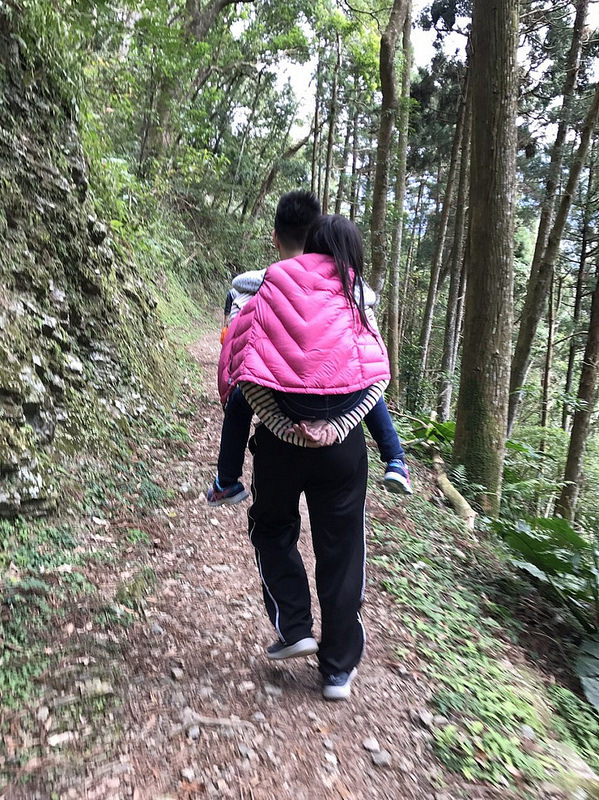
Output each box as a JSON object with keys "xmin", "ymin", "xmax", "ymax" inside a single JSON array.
[
  {"xmin": 274, "ymin": 191, "xmax": 321, "ymax": 251},
  {"xmin": 303, "ymin": 214, "xmax": 370, "ymax": 328}
]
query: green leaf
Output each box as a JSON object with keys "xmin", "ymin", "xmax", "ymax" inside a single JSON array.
[
  {"xmin": 509, "ymin": 559, "xmax": 549, "ymax": 583},
  {"xmin": 579, "ymin": 636, "xmax": 599, "ymax": 660},
  {"xmin": 580, "ymin": 677, "xmax": 599, "ymax": 710}
]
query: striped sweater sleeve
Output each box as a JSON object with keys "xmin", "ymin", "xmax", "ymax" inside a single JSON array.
[
  {"xmin": 327, "ymin": 381, "xmax": 387, "ymax": 441},
  {"xmin": 239, "ymin": 380, "xmax": 388, "ymax": 446}
]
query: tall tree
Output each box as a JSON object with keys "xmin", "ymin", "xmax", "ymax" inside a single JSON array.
[
  {"xmin": 452, "ymin": 0, "xmax": 519, "ymax": 516},
  {"xmin": 322, "ymin": 33, "xmax": 342, "ymax": 214},
  {"xmin": 369, "ymin": 0, "xmax": 410, "ymax": 298},
  {"xmin": 417, "ymin": 64, "xmax": 469, "ymax": 378},
  {"xmin": 562, "ymin": 157, "xmax": 595, "ymax": 431},
  {"xmin": 555, "ymin": 271, "xmax": 599, "ymax": 521},
  {"xmin": 437, "ymin": 83, "xmax": 472, "ymax": 421},
  {"xmin": 507, "ymin": 0, "xmax": 590, "ymax": 433},
  {"xmin": 387, "ymin": 5, "xmax": 412, "ymax": 400}
]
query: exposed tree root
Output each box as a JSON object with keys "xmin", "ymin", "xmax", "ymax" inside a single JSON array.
[{"xmin": 431, "ymin": 451, "xmax": 477, "ymax": 531}]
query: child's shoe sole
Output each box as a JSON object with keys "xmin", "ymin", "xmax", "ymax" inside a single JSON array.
[{"xmin": 383, "ymin": 474, "xmax": 413, "ymax": 495}]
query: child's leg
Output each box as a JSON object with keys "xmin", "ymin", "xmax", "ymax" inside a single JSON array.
[
  {"xmin": 364, "ymin": 398, "xmax": 412, "ymax": 494},
  {"xmin": 363, "ymin": 397, "xmax": 405, "ymax": 463},
  {"xmin": 217, "ymin": 386, "xmax": 253, "ymax": 486}
]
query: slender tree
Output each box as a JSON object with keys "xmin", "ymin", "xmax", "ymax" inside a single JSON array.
[
  {"xmin": 322, "ymin": 33, "xmax": 342, "ymax": 214},
  {"xmin": 387, "ymin": 5, "xmax": 412, "ymax": 400},
  {"xmin": 417, "ymin": 65, "xmax": 469, "ymax": 377},
  {"xmin": 555, "ymin": 271, "xmax": 599, "ymax": 520},
  {"xmin": 562, "ymin": 158, "xmax": 595, "ymax": 431},
  {"xmin": 369, "ymin": 0, "xmax": 410, "ymax": 298},
  {"xmin": 507, "ymin": 0, "xmax": 590, "ymax": 433},
  {"xmin": 437, "ymin": 83, "xmax": 472, "ymax": 421}
]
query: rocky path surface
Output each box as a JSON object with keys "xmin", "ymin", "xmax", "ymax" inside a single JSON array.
[
  {"xmin": 2, "ymin": 327, "xmax": 517, "ymax": 800},
  {"xmin": 101, "ymin": 329, "xmax": 509, "ymax": 800}
]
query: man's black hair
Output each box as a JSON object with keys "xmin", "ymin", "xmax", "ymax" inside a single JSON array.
[{"xmin": 274, "ymin": 191, "xmax": 321, "ymax": 251}]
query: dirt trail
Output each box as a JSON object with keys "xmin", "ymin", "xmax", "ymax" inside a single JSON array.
[
  {"xmin": 106, "ymin": 328, "xmax": 510, "ymax": 800},
  {"xmin": 4, "ymin": 326, "xmax": 514, "ymax": 800}
]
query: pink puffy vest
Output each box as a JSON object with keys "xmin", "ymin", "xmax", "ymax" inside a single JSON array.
[{"xmin": 218, "ymin": 253, "xmax": 390, "ymax": 404}]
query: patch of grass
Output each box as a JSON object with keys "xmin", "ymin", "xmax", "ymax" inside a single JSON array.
[
  {"xmin": 156, "ymin": 270, "xmax": 206, "ymax": 345},
  {"xmin": 548, "ymin": 686, "xmax": 599, "ymax": 772},
  {"xmin": 126, "ymin": 527, "xmax": 151, "ymax": 545},
  {"xmin": 0, "ymin": 519, "xmax": 88, "ymax": 708},
  {"xmin": 370, "ymin": 491, "xmax": 598, "ymax": 788},
  {"xmin": 115, "ymin": 566, "xmax": 157, "ymax": 611}
]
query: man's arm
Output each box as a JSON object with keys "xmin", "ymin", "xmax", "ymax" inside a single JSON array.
[{"xmin": 239, "ymin": 381, "xmax": 387, "ymax": 447}]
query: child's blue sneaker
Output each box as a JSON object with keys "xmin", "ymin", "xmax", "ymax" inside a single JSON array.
[
  {"xmin": 206, "ymin": 478, "xmax": 249, "ymax": 506},
  {"xmin": 383, "ymin": 459, "xmax": 413, "ymax": 495}
]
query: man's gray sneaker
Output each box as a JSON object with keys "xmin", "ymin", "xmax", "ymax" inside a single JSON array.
[
  {"xmin": 322, "ymin": 667, "xmax": 358, "ymax": 700},
  {"xmin": 266, "ymin": 637, "xmax": 318, "ymax": 660}
]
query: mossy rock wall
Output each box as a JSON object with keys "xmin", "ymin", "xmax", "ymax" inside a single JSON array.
[{"xmin": 0, "ymin": 8, "xmax": 174, "ymax": 517}]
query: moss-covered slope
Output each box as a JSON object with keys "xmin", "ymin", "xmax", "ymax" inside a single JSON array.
[{"xmin": 0, "ymin": 6, "xmax": 174, "ymax": 517}]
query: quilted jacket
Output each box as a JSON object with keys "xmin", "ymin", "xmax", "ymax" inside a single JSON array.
[{"xmin": 218, "ymin": 252, "xmax": 390, "ymax": 404}]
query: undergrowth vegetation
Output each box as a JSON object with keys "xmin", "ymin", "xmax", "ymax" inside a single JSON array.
[
  {"xmin": 407, "ymin": 414, "xmax": 599, "ymax": 713},
  {"xmin": 370, "ymin": 486, "xmax": 599, "ymax": 790}
]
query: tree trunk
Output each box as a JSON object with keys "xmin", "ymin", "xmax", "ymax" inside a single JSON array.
[
  {"xmin": 349, "ymin": 86, "xmax": 361, "ymax": 222},
  {"xmin": 335, "ymin": 112, "xmax": 353, "ymax": 215},
  {"xmin": 369, "ymin": 0, "xmax": 410, "ymax": 298},
  {"xmin": 398, "ymin": 179, "xmax": 424, "ymax": 348},
  {"xmin": 507, "ymin": 0, "xmax": 590, "ymax": 433},
  {"xmin": 322, "ymin": 34, "xmax": 342, "ymax": 215},
  {"xmin": 562, "ymin": 158, "xmax": 594, "ymax": 431},
  {"xmin": 311, "ymin": 51, "xmax": 322, "ymax": 196},
  {"xmin": 539, "ymin": 272, "xmax": 562, "ymax": 454},
  {"xmin": 509, "ymin": 81, "xmax": 599, "ymax": 435},
  {"xmin": 418, "ymin": 66, "xmax": 469, "ymax": 378},
  {"xmin": 452, "ymin": 0, "xmax": 519, "ymax": 516},
  {"xmin": 437, "ymin": 86, "xmax": 472, "ymax": 421},
  {"xmin": 226, "ymin": 68, "xmax": 264, "ymax": 213},
  {"xmin": 555, "ymin": 273, "xmax": 599, "ymax": 520},
  {"xmin": 387, "ymin": 6, "xmax": 412, "ymax": 401},
  {"xmin": 250, "ymin": 131, "xmax": 312, "ymax": 219},
  {"xmin": 453, "ymin": 252, "xmax": 467, "ymax": 370}
]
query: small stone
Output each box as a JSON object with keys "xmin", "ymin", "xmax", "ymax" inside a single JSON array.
[
  {"xmin": 238, "ymin": 681, "xmax": 255, "ymax": 693},
  {"xmin": 263, "ymin": 683, "xmax": 283, "ymax": 698},
  {"xmin": 181, "ymin": 768, "xmax": 195, "ymax": 782},
  {"xmin": 362, "ymin": 737, "xmax": 380, "ymax": 753},
  {"xmin": 371, "ymin": 749, "xmax": 392, "ymax": 767},
  {"xmin": 152, "ymin": 623, "xmax": 164, "ymax": 635},
  {"xmin": 539, "ymin": 782, "xmax": 564, "ymax": 797},
  {"xmin": 324, "ymin": 752, "xmax": 338, "ymax": 766},
  {"xmin": 37, "ymin": 706, "xmax": 49, "ymax": 723},
  {"xmin": 171, "ymin": 692, "xmax": 187, "ymax": 708},
  {"xmin": 171, "ymin": 667, "xmax": 184, "ymax": 681},
  {"xmin": 237, "ymin": 744, "xmax": 255, "ymax": 759},
  {"xmin": 323, "ymin": 739, "xmax": 335, "ymax": 750},
  {"xmin": 520, "ymin": 724, "xmax": 536, "ymax": 741},
  {"xmin": 252, "ymin": 711, "xmax": 266, "ymax": 722},
  {"xmin": 418, "ymin": 710, "xmax": 434, "ymax": 728},
  {"xmin": 433, "ymin": 715, "xmax": 449, "ymax": 728},
  {"xmin": 47, "ymin": 731, "xmax": 74, "ymax": 747},
  {"xmin": 187, "ymin": 725, "xmax": 200, "ymax": 740}
]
